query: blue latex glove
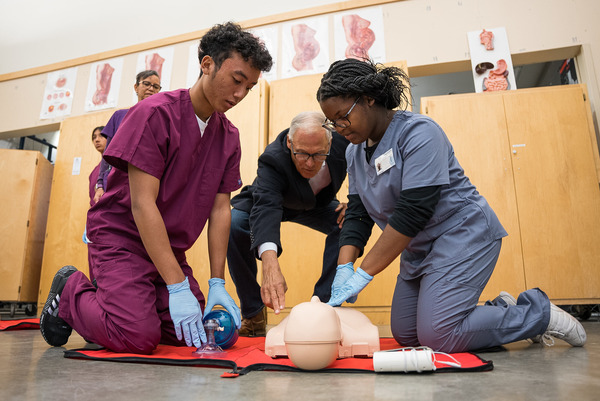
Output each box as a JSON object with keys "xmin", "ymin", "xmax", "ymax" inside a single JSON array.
[
  {"xmin": 203, "ymin": 278, "xmax": 242, "ymax": 329},
  {"xmin": 82, "ymin": 225, "xmax": 91, "ymax": 244},
  {"xmin": 167, "ymin": 276, "xmax": 207, "ymax": 347},
  {"xmin": 331, "ymin": 262, "xmax": 358, "ymax": 304},
  {"xmin": 327, "ymin": 267, "xmax": 373, "ymax": 307}
]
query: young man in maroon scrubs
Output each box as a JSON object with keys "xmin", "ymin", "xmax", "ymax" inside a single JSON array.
[{"xmin": 40, "ymin": 22, "xmax": 272, "ymax": 354}]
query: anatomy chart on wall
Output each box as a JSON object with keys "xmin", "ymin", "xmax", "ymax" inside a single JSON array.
[
  {"xmin": 249, "ymin": 26, "xmax": 279, "ymax": 81},
  {"xmin": 281, "ymin": 16, "xmax": 329, "ymax": 79},
  {"xmin": 84, "ymin": 58, "xmax": 124, "ymax": 112},
  {"xmin": 135, "ymin": 46, "xmax": 174, "ymax": 103},
  {"xmin": 334, "ymin": 7, "xmax": 386, "ymax": 63},
  {"xmin": 467, "ymin": 27, "xmax": 516, "ymax": 93},
  {"xmin": 40, "ymin": 67, "xmax": 77, "ymax": 120}
]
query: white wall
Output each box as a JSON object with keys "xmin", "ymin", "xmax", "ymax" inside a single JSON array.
[
  {"xmin": 1, "ymin": 0, "xmax": 599, "ymax": 142},
  {"xmin": 0, "ymin": 0, "xmax": 340, "ymax": 75}
]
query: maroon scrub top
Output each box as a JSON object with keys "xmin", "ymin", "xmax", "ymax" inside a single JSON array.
[{"xmin": 87, "ymin": 89, "xmax": 242, "ymax": 257}]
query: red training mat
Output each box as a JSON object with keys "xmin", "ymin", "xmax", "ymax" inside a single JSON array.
[
  {"xmin": 64, "ymin": 337, "xmax": 492, "ymax": 376},
  {"xmin": 0, "ymin": 318, "xmax": 40, "ymax": 331}
]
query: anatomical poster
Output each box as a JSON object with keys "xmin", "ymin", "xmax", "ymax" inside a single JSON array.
[
  {"xmin": 84, "ymin": 57, "xmax": 124, "ymax": 112},
  {"xmin": 249, "ymin": 26, "xmax": 279, "ymax": 82},
  {"xmin": 40, "ymin": 67, "xmax": 77, "ymax": 120},
  {"xmin": 281, "ymin": 16, "xmax": 329, "ymax": 79},
  {"xmin": 467, "ymin": 27, "xmax": 516, "ymax": 93},
  {"xmin": 134, "ymin": 46, "xmax": 174, "ymax": 103},
  {"xmin": 334, "ymin": 6, "xmax": 386, "ymax": 63}
]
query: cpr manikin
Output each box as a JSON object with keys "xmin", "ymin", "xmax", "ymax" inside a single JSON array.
[{"xmin": 265, "ymin": 296, "xmax": 380, "ymax": 370}]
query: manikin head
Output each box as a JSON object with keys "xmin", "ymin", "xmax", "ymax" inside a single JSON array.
[
  {"xmin": 284, "ymin": 296, "xmax": 341, "ymax": 370},
  {"xmin": 286, "ymin": 111, "xmax": 332, "ymax": 179}
]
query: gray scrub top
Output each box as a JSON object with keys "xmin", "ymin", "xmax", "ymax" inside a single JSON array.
[{"xmin": 346, "ymin": 111, "xmax": 507, "ymax": 279}]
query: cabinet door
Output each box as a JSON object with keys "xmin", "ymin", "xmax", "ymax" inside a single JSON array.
[
  {"xmin": 503, "ymin": 86, "xmax": 600, "ymax": 301},
  {"xmin": 422, "ymin": 93, "xmax": 526, "ymax": 301},
  {"xmin": 21, "ymin": 153, "xmax": 53, "ymax": 302},
  {"xmin": 0, "ymin": 150, "xmax": 38, "ymax": 301}
]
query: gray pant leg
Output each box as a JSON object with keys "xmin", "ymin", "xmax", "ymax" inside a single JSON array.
[
  {"xmin": 390, "ymin": 274, "xmax": 421, "ymax": 347},
  {"xmin": 391, "ymin": 239, "xmax": 551, "ymax": 353}
]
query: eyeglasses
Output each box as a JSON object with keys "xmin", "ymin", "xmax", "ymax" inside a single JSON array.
[
  {"xmin": 139, "ymin": 80, "xmax": 161, "ymax": 91},
  {"xmin": 322, "ymin": 97, "xmax": 360, "ymax": 131},
  {"xmin": 290, "ymin": 140, "xmax": 330, "ymax": 162}
]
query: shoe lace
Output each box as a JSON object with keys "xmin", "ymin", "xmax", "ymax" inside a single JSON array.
[{"xmin": 539, "ymin": 332, "xmax": 556, "ymax": 347}]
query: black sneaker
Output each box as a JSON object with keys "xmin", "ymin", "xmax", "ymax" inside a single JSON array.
[{"xmin": 40, "ymin": 265, "xmax": 78, "ymax": 346}]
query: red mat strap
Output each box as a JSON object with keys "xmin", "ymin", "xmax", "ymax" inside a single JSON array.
[
  {"xmin": 63, "ymin": 337, "xmax": 493, "ymax": 376},
  {"xmin": 0, "ymin": 318, "xmax": 40, "ymax": 331}
]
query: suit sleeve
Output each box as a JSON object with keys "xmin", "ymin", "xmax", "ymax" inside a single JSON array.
[{"xmin": 248, "ymin": 152, "xmax": 289, "ymax": 258}]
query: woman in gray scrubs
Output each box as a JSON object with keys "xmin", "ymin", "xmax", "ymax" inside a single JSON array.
[{"xmin": 317, "ymin": 58, "xmax": 586, "ymax": 353}]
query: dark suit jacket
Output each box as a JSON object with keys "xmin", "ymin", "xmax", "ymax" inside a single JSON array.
[{"xmin": 231, "ymin": 128, "xmax": 349, "ymax": 257}]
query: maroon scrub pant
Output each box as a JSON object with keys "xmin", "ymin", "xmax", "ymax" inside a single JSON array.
[{"xmin": 59, "ymin": 243, "xmax": 205, "ymax": 354}]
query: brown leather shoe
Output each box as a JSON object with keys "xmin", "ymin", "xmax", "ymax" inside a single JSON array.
[{"xmin": 239, "ymin": 307, "xmax": 267, "ymax": 337}]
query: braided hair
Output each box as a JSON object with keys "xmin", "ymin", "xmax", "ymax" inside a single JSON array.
[{"xmin": 317, "ymin": 58, "xmax": 410, "ymax": 111}]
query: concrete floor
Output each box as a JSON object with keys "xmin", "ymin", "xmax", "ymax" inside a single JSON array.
[{"xmin": 1, "ymin": 317, "xmax": 599, "ymax": 401}]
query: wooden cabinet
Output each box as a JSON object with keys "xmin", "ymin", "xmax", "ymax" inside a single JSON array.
[
  {"xmin": 421, "ymin": 85, "xmax": 600, "ymax": 303},
  {"xmin": 0, "ymin": 149, "xmax": 53, "ymax": 309}
]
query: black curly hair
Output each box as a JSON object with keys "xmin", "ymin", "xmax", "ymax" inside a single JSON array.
[
  {"xmin": 317, "ymin": 58, "xmax": 411, "ymax": 111},
  {"xmin": 198, "ymin": 22, "xmax": 273, "ymax": 75}
]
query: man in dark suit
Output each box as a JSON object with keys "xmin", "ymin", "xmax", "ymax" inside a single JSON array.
[{"xmin": 227, "ymin": 111, "xmax": 350, "ymax": 336}]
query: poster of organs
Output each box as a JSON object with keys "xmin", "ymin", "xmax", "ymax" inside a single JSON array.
[
  {"xmin": 84, "ymin": 58, "xmax": 124, "ymax": 112},
  {"xmin": 281, "ymin": 16, "xmax": 330, "ymax": 79},
  {"xmin": 333, "ymin": 6, "xmax": 386, "ymax": 64},
  {"xmin": 40, "ymin": 67, "xmax": 78, "ymax": 120},
  {"xmin": 134, "ymin": 46, "xmax": 174, "ymax": 103},
  {"xmin": 467, "ymin": 27, "xmax": 516, "ymax": 93}
]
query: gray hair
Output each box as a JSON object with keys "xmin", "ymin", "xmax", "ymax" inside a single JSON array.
[{"xmin": 288, "ymin": 111, "xmax": 332, "ymax": 142}]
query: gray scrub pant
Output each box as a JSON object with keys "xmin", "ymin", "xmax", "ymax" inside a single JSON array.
[{"xmin": 390, "ymin": 239, "xmax": 551, "ymax": 353}]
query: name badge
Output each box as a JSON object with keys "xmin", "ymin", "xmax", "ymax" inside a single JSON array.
[{"xmin": 375, "ymin": 148, "xmax": 395, "ymax": 175}]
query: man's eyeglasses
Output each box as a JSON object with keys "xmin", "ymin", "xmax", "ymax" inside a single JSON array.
[
  {"xmin": 322, "ymin": 96, "xmax": 360, "ymax": 131},
  {"xmin": 290, "ymin": 140, "xmax": 330, "ymax": 162},
  {"xmin": 139, "ymin": 80, "xmax": 162, "ymax": 91}
]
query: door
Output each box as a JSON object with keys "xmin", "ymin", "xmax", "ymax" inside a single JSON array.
[
  {"xmin": 503, "ymin": 85, "xmax": 600, "ymax": 302},
  {"xmin": 422, "ymin": 92, "xmax": 526, "ymax": 301},
  {"xmin": 0, "ymin": 150, "xmax": 38, "ymax": 301}
]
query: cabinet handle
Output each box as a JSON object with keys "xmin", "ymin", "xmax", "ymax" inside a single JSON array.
[{"xmin": 512, "ymin": 144, "xmax": 526, "ymax": 154}]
